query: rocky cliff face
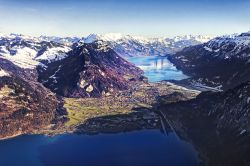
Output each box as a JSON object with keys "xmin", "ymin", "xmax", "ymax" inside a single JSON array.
[
  {"xmin": 0, "ymin": 58, "xmax": 59, "ymax": 139},
  {"xmin": 37, "ymin": 41, "xmax": 145, "ymax": 98},
  {"xmin": 158, "ymin": 81, "xmax": 250, "ymax": 165},
  {"xmin": 168, "ymin": 33, "xmax": 250, "ymax": 90}
]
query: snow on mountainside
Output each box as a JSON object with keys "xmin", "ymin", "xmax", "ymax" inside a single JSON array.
[
  {"xmin": 203, "ymin": 32, "xmax": 250, "ymax": 59},
  {"xmin": 168, "ymin": 32, "xmax": 250, "ymax": 90},
  {"xmin": 83, "ymin": 33, "xmax": 213, "ymax": 56},
  {"xmin": 0, "ymin": 68, "xmax": 9, "ymax": 77},
  {"xmin": 0, "ymin": 34, "xmax": 71, "ymax": 69},
  {"xmin": 35, "ymin": 46, "xmax": 71, "ymax": 63}
]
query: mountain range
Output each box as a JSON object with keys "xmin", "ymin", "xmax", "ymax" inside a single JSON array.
[{"xmin": 0, "ymin": 33, "xmax": 213, "ymax": 69}]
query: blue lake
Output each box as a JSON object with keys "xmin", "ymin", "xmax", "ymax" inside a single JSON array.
[
  {"xmin": 0, "ymin": 130, "xmax": 199, "ymax": 166},
  {"xmin": 125, "ymin": 56, "xmax": 188, "ymax": 82}
]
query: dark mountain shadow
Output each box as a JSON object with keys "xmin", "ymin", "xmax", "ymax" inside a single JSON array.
[
  {"xmin": 74, "ymin": 110, "xmax": 169, "ymax": 135},
  {"xmin": 155, "ymin": 81, "xmax": 250, "ymax": 166}
]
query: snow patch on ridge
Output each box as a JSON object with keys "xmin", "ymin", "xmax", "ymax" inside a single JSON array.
[
  {"xmin": 0, "ymin": 69, "xmax": 10, "ymax": 77},
  {"xmin": 204, "ymin": 46, "xmax": 213, "ymax": 52},
  {"xmin": 35, "ymin": 46, "xmax": 71, "ymax": 62}
]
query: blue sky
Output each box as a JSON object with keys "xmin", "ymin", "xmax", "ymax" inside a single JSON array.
[{"xmin": 0, "ymin": 0, "xmax": 249, "ymax": 37}]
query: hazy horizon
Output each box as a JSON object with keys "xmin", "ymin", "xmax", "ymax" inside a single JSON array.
[{"xmin": 0, "ymin": 0, "xmax": 249, "ymax": 37}]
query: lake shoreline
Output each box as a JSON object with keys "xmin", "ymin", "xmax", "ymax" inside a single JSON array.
[{"xmin": 0, "ymin": 132, "xmax": 23, "ymax": 141}]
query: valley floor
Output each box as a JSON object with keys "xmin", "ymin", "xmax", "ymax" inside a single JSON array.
[{"xmin": 34, "ymin": 82, "xmax": 200, "ymax": 136}]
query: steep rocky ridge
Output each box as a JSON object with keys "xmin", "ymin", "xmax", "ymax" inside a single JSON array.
[{"xmin": 37, "ymin": 41, "xmax": 145, "ymax": 98}]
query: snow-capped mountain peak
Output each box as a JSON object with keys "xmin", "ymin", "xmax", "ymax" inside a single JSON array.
[
  {"xmin": 84, "ymin": 34, "xmax": 99, "ymax": 43},
  {"xmin": 101, "ymin": 33, "xmax": 124, "ymax": 41}
]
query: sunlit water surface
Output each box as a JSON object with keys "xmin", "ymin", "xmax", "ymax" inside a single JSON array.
[{"xmin": 125, "ymin": 56, "xmax": 188, "ymax": 82}]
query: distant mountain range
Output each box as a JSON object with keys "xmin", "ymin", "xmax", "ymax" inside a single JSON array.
[{"xmin": 83, "ymin": 33, "xmax": 213, "ymax": 56}]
